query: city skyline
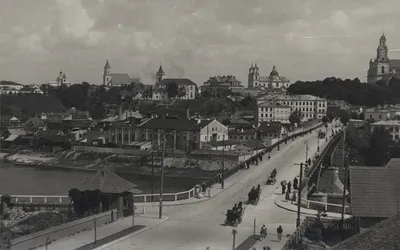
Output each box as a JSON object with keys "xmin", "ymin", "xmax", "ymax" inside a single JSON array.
[{"xmin": 1, "ymin": 0, "xmax": 400, "ymax": 86}]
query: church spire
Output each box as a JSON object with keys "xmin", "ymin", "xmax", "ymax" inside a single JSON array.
[{"xmin": 104, "ymin": 60, "xmax": 110, "ymax": 69}]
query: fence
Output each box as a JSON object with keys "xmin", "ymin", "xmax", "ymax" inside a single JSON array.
[
  {"xmin": 299, "ymin": 198, "xmax": 351, "ymax": 214},
  {"xmin": 7, "ymin": 209, "xmax": 116, "ymax": 250},
  {"xmin": 281, "ymin": 216, "xmax": 359, "ymax": 250}
]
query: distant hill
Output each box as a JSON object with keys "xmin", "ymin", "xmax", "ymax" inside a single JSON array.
[{"xmin": 1, "ymin": 95, "xmax": 66, "ymax": 117}]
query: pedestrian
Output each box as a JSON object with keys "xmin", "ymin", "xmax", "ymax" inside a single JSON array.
[
  {"xmin": 281, "ymin": 181, "xmax": 286, "ymax": 195},
  {"xmin": 218, "ymin": 173, "xmax": 222, "ymax": 184},
  {"xmin": 260, "ymin": 224, "xmax": 267, "ymax": 239},
  {"xmin": 268, "ymin": 154, "xmax": 271, "ymax": 159},
  {"xmin": 277, "ymin": 225, "xmax": 283, "ymax": 241},
  {"xmin": 293, "ymin": 177, "xmax": 298, "ymax": 190},
  {"xmin": 287, "ymin": 181, "xmax": 292, "ymax": 194},
  {"xmin": 246, "ymin": 162, "xmax": 250, "ymax": 169},
  {"xmin": 285, "ymin": 190, "xmax": 290, "ymax": 200}
]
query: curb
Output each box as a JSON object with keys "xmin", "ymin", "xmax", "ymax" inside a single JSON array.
[
  {"xmin": 94, "ymin": 216, "xmax": 170, "ymax": 250},
  {"xmin": 273, "ymin": 199, "xmax": 350, "ymax": 219}
]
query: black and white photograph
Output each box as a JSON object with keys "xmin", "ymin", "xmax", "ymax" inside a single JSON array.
[{"xmin": 0, "ymin": 0, "xmax": 400, "ymax": 249}]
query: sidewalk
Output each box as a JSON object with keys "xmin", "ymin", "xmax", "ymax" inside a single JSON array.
[
  {"xmin": 138, "ymin": 123, "xmax": 323, "ymax": 209},
  {"xmin": 274, "ymin": 196, "xmax": 352, "ymax": 219},
  {"xmin": 35, "ymin": 215, "xmax": 168, "ymax": 250}
]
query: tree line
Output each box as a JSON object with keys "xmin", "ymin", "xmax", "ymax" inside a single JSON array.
[{"xmin": 288, "ymin": 77, "xmax": 400, "ymax": 106}]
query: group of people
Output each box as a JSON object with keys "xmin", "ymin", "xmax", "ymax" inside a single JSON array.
[
  {"xmin": 231, "ymin": 201, "xmax": 244, "ymax": 214},
  {"xmin": 248, "ymin": 185, "xmax": 261, "ymax": 201},
  {"xmin": 281, "ymin": 176, "xmax": 299, "ymax": 200},
  {"xmin": 254, "ymin": 225, "xmax": 284, "ymax": 249}
]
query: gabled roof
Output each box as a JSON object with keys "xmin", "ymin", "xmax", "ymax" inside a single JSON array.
[
  {"xmin": 389, "ymin": 59, "xmax": 400, "ymax": 70},
  {"xmin": 140, "ymin": 117, "xmax": 197, "ymax": 131},
  {"xmin": 110, "ymin": 73, "xmax": 132, "ymax": 86},
  {"xmin": 160, "ymin": 78, "xmax": 197, "ymax": 87},
  {"xmin": 257, "ymin": 121, "xmax": 282, "ymax": 133},
  {"xmin": 7, "ymin": 128, "xmax": 26, "ymax": 135},
  {"xmin": 79, "ymin": 168, "xmax": 142, "ymax": 194},
  {"xmin": 349, "ymin": 164, "xmax": 400, "ymax": 218}
]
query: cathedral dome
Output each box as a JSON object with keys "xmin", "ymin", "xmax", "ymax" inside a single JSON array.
[{"xmin": 269, "ymin": 65, "xmax": 279, "ymax": 77}]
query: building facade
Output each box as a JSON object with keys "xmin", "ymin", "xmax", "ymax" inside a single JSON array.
[
  {"xmin": 248, "ymin": 63, "xmax": 291, "ymax": 89},
  {"xmin": 102, "ymin": 60, "xmax": 141, "ymax": 87},
  {"xmin": 151, "ymin": 65, "xmax": 197, "ymax": 100},
  {"xmin": 200, "ymin": 75, "xmax": 244, "ymax": 97},
  {"xmin": 367, "ymin": 34, "xmax": 400, "ymax": 84},
  {"xmin": 257, "ymin": 94, "xmax": 327, "ymax": 122}
]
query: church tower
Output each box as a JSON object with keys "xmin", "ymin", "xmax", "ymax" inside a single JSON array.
[
  {"xmin": 103, "ymin": 60, "xmax": 112, "ymax": 86},
  {"xmin": 248, "ymin": 62, "xmax": 255, "ymax": 88},
  {"xmin": 156, "ymin": 64, "xmax": 165, "ymax": 85},
  {"xmin": 367, "ymin": 34, "xmax": 390, "ymax": 84}
]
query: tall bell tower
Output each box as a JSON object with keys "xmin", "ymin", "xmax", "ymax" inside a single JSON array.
[{"xmin": 103, "ymin": 60, "xmax": 112, "ymax": 86}]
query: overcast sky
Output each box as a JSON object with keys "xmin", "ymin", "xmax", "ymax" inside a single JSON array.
[{"xmin": 1, "ymin": 0, "xmax": 400, "ymax": 86}]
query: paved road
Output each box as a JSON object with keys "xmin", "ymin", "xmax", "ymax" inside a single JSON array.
[{"xmin": 105, "ymin": 124, "xmax": 335, "ymax": 250}]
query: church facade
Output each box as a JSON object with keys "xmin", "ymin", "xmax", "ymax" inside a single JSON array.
[
  {"xmin": 248, "ymin": 63, "xmax": 291, "ymax": 89},
  {"xmin": 102, "ymin": 60, "xmax": 141, "ymax": 86},
  {"xmin": 367, "ymin": 34, "xmax": 400, "ymax": 84}
]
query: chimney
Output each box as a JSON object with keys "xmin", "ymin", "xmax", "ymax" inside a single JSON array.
[{"xmin": 186, "ymin": 107, "xmax": 190, "ymax": 120}]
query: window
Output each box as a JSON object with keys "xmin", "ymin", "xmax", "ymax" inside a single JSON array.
[
  {"xmin": 382, "ymin": 66, "xmax": 384, "ymax": 74},
  {"xmin": 118, "ymin": 133, "xmax": 122, "ymax": 141},
  {"xmin": 396, "ymin": 134, "xmax": 399, "ymax": 139}
]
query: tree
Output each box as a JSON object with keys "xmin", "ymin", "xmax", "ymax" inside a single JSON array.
[
  {"xmin": 177, "ymin": 86, "xmax": 186, "ymax": 98},
  {"xmin": 289, "ymin": 110, "xmax": 302, "ymax": 125},
  {"xmin": 166, "ymin": 82, "xmax": 178, "ymax": 98},
  {"xmin": 339, "ymin": 110, "xmax": 350, "ymax": 125},
  {"xmin": 89, "ymin": 101, "xmax": 106, "ymax": 119},
  {"xmin": 366, "ymin": 127, "xmax": 392, "ymax": 166}
]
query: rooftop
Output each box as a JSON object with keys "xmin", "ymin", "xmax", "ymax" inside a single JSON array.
[
  {"xmin": 371, "ymin": 120, "xmax": 400, "ymax": 126},
  {"xmin": 160, "ymin": 78, "xmax": 197, "ymax": 87},
  {"xmin": 79, "ymin": 168, "xmax": 142, "ymax": 194},
  {"xmin": 139, "ymin": 117, "xmax": 216, "ymax": 131},
  {"xmin": 349, "ymin": 159, "xmax": 400, "ymax": 218}
]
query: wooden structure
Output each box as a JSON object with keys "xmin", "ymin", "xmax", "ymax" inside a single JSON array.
[{"xmin": 79, "ymin": 168, "xmax": 142, "ymax": 218}]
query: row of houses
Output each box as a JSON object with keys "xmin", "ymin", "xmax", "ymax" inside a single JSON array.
[{"xmin": 0, "ymin": 82, "xmax": 43, "ymax": 95}]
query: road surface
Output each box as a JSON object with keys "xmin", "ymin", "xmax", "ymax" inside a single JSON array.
[{"xmin": 104, "ymin": 124, "xmax": 336, "ymax": 250}]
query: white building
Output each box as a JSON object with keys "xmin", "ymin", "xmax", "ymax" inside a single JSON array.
[
  {"xmin": 0, "ymin": 81, "xmax": 24, "ymax": 95},
  {"xmin": 151, "ymin": 65, "xmax": 197, "ymax": 100},
  {"xmin": 257, "ymin": 94, "xmax": 327, "ymax": 122},
  {"xmin": 248, "ymin": 63, "xmax": 291, "ymax": 89},
  {"xmin": 370, "ymin": 120, "xmax": 400, "ymax": 141}
]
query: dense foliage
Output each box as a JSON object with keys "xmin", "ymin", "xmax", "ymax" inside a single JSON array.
[{"xmin": 288, "ymin": 77, "xmax": 400, "ymax": 106}]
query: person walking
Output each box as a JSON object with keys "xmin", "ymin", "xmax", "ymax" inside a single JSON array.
[
  {"xmin": 277, "ymin": 225, "xmax": 283, "ymax": 241},
  {"xmin": 260, "ymin": 224, "xmax": 267, "ymax": 239},
  {"xmin": 293, "ymin": 177, "xmax": 298, "ymax": 190},
  {"xmin": 218, "ymin": 172, "xmax": 222, "ymax": 184},
  {"xmin": 287, "ymin": 181, "xmax": 292, "ymax": 194}
]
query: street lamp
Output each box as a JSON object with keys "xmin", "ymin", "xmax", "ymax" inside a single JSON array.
[
  {"xmin": 231, "ymin": 229, "xmax": 237, "ymax": 250},
  {"xmin": 304, "ymin": 140, "xmax": 309, "ymax": 163},
  {"xmin": 159, "ymin": 130, "xmax": 174, "ymax": 219}
]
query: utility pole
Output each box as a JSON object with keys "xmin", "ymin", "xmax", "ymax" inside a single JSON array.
[
  {"xmin": 151, "ymin": 149, "xmax": 154, "ymax": 202},
  {"xmin": 295, "ymin": 162, "xmax": 304, "ymax": 228},
  {"xmin": 340, "ymin": 125, "xmax": 347, "ymax": 239},
  {"xmin": 159, "ymin": 132, "xmax": 165, "ymax": 219},
  {"xmin": 304, "ymin": 140, "xmax": 309, "ymax": 163},
  {"xmin": 317, "ymin": 133, "xmax": 320, "ymax": 152},
  {"xmin": 221, "ymin": 132, "xmax": 225, "ymax": 189},
  {"xmin": 256, "ymin": 130, "xmax": 259, "ymax": 165},
  {"xmin": 231, "ymin": 229, "xmax": 237, "ymax": 250}
]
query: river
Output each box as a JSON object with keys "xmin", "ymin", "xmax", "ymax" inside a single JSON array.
[{"xmin": 0, "ymin": 162, "xmax": 204, "ymax": 195}]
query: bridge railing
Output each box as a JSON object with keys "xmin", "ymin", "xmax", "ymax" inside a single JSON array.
[
  {"xmin": 299, "ymin": 198, "xmax": 351, "ymax": 214},
  {"xmin": 2, "ymin": 188, "xmax": 196, "ymax": 205},
  {"xmin": 2, "ymin": 122, "xmax": 324, "ymax": 206}
]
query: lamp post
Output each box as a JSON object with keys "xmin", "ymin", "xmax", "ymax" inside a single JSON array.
[
  {"xmin": 231, "ymin": 229, "xmax": 237, "ymax": 250},
  {"xmin": 159, "ymin": 132, "xmax": 165, "ymax": 219},
  {"xmin": 294, "ymin": 162, "xmax": 304, "ymax": 228}
]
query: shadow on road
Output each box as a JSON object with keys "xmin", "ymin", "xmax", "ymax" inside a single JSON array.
[
  {"xmin": 235, "ymin": 235, "xmax": 261, "ymax": 250},
  {"xmin": 74, "ymin": 225, "xmax": 146, "ymax": 250}
]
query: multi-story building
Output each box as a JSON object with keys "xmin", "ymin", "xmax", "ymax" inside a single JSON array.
[
  {"xmin": 200, "ymin": 75, "xmax": 244, "ymax": 97},
  {"xmin": 257, "ymin": 102, "xmax": 291, "ymax": 123},
  {"xmin": 248, "ymin": 63, "xmax": 291, "ymax": 89},
  {"xmin": 102, "ymin": 60, "xmax": 141, "ymax": 87},
  {"xmin": 0, "ymin": 81, "xmax": 24, "ymax": 95},
  {"xmin": 364, "ymin": 108, "xmax": 392, "ymax": 122},
  {"xmin": 327, "ymin": 100, "xmax": 350, "ymax": 111},
  {"xmin": 257, "ymin": 94, "xmax": 327, "ymax": 122},
  {"xmin": 137, "ymin": 117, "xmax": 228, "ymax": 150},
  {"xmin": 152, "ymin": 65, "xmax": 197, "ymax": 100},
  {"xmin": 370, "ymin": 120, "xmax": 400, "ymax": 141},
  {"xmin": 367, "ymin": 34, "xmax": 400, "ymax": 84}
]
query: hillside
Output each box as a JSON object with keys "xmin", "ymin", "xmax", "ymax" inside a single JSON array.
[{"xmin": 1, "ymin": 95, "xmax": 66, "ymax": 117}]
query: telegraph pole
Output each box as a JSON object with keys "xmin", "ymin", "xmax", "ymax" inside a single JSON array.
[
  {"xmin": 304, "ymin": 140, "xmax": 309, "ymax": 163},
  {"xmin": 295, "ymin": 162, "xmax": 304, "ymax": 228},
  {"xmin": 221, "ymin": 132, "xmax": 225, "ymax": 189},
  {"xmin": 340, "ymin": 125, "xmax": 347, "ymax": 239},
  {"xmin": 159, "ymin": 132, "xmax": 165, "ymax": 219},
  {"xmin": 151, "ymin": 149, "xmax": 154, "ymax": 202},
  {"xmin": 256, "ymin": 130, "xmax": 259, "ymax": 165}
]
